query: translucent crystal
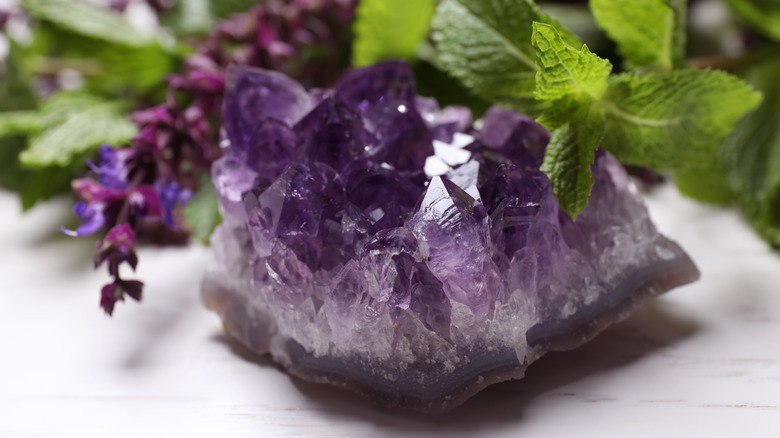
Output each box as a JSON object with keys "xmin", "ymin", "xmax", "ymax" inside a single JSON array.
[{"xmin": 203, "ymin": 61, "xmax": 699, "ymax": 413}]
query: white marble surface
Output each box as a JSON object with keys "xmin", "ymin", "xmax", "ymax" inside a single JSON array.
[{"xmin": 1, "ymin": 184, "xmax": 779, "ymax": 437}]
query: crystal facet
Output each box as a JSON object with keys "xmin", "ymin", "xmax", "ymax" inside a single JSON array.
[{"xmin": 203, "ymin": 61, "xmax": 700, "ymax": 413}]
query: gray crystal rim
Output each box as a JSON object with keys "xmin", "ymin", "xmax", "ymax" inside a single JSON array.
[
  {"xmin": 526, "ymin": 250, "xmax": 700, "ymax": 350},
  {"xmin": 203, "ymin": 245, "xmax": 698, "ymax": 413}
]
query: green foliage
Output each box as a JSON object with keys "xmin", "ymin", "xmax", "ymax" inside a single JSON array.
[
  {"xmin": 209, "ymin": 0, "xmax": 258, "ymax": 20},
  {"xmin": 21, "ymin": 0, "xmax": 154, "ymax": 47},
  {"xmin": 525, "ymin": 17, "xmax": 759, "ymax": 217},
  {"xmin": 673, "ymin": 158, "xmax": 735, "ymax": 205},
  {"xmin": 541, "ymin": 105, "xmax": 605, "ymax": 219},
  {"xmin": 163, "ymin": 0, "xmax": 258, "ymax": 36},
  {"xmin": 531, "ymin": 22, "xmax": 610, "ymax": 218},
  {"xmin": 726, "ymin": 0, "xmax": 780, "ymax": 41},
  {"xmin": 600, "ymin": 69, "xmax": 762, "ymax": 173},
  {"xmin": 0, "ymin": 111, "xmax": 41, "ymax": 137},
  {"xmin": 431, "ymin": 0, "xmax": 580, "ymax": 112},
  {"xmin": 184, "ymin": 173, "xmax": 222, "ymax": 245},
  {"xmin": 352, "ymin": 0, "xmax": 436, "ymax": 66},
  {"xmin": 0, "ymin": 45, "xmax": 74, "ymax": 210},
  {"xmin": 165, "ymin": 0, "xmax": 214, "ymax": 35},
  {"xmin": 18, "ymin": 92, "xmax": 137, "ymax": 168},
  {"xmin": 590, "ymin": 0, "xmax": 687, "ymax": 71},
  {"xmin": 532, "ymin": 22, "xmax": 611, "ymax": 100},
  {"xmin": 22, "ymin": 19, "xmax": 176, "ymax": 97},
  {"xmin": 721, "ymin": 57, "xmax": 780, "ymax": 247},
  {"xmin": 0, "ymin": 0, "xmax": 182, "ymax": 208}
]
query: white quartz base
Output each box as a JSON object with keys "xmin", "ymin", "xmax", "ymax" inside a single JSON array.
[{"xmin": 1, "ymin": 184, "xmax": 779, "ymax": 437}]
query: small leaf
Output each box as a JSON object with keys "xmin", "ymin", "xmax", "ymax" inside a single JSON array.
[
  {"xmin": 22, "ymin": 0, "xmax": 153, "ymax": 47},
  {"xmin": 726, "ymin": 0, "xmax": 780, "ymax": 41},
  {"xmin": 721, "ymin": 57, "xmax": 780, "ymax": 247},
  {"xmin": 352, "ymin": 0, "xmax": 436, "ymax": 66},
  {"xmin": 0, "ymin": 112, "xmax": 42, "ymax": 137},
  {"xmin": 0, "ymin": 136, "xmax": 88, "ymax": 210},
  {"xmin": 674, "ymin": 157, "xmax": 734, "ymax": 205},
  {"xmin": 599, "ymin": 69, "xmax": 762, "ymax": 173},
  {"xmin": 541, "ymin": 105, "xmax": 605, "ymax": 219},
  {"xmin": 532, "ymin": 22, "xmax": 612, "ymax": 101},
  {"xmin": 184, "ymin": 173, "xmax": 222, "ymax": 245},
  {"xmin": 0, "ymin": 44, "xmax": 39, "ymax": 113},
  {"xmin": 431, "ymin": 0, "xmax": 581, "ymax": 110},
  {"xmin": 24, "ymin": 22, "xmax": 176, "ymax": 96},
  {"xmin": 590, "ymin": 0, "xmax": 687, "ymax": 71},
  {"xmin": 18, "ymin": 92, "xmax": 137, "ymax": 168},
  {"xmin": 0, "ymin": 43, "xmax": 75, "ymax": 210}
]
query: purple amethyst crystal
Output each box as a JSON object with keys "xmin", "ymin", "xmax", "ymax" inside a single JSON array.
[{"xmin": 203, "ymin": 61, "xmax": 699, "ymax": 413}]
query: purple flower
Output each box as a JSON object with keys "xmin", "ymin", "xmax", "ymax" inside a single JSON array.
[
  {"xmin": 72, "ymin": 178, "xmax": 125, "ymax": 204},
  {"xmin": 95, "ymin": 223, "xmax": 138, "ymax": 273},
  {"xmin": 131, "ymin": 105, "xmax": 175, "ymax": 127},
  {"xmin": 100, "ymin": 279, "xmax": 143, "ymax": 316},
  {"xmin": 159, "ymin": 182, "xmax": 192, "ymax": 228},
  {"xmin": 94, "ymin": 224, "xmax": 144, "ymax": 315},
  {"xmin": 68, "ymin": 0, "xmax": 358, "ymax": 316},
  {"xmin": 87, "ymin": 145, "xmax": 130, "ymax": 190},
  {"xmin": 60, "ymin": 202, "xmax": 106, "ymax": 237}
]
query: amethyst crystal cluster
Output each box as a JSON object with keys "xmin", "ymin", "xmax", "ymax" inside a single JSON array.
[{"xmin": 203, "ymin": 61, "xmax": 699, "ymax": 412}]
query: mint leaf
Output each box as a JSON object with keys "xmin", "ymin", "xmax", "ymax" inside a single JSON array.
[
  {"xmin": 0, "ymin": 137, "xmax": 88, "ymax": 210},
  {"xmin": 0, "ymin": 44, "xmax": 71, "ymax": 211},
  {"xmin": 353, "ymin": 0, "xmax": 436, "ymax": 66},
  {"xmin": 664, "ymin": 0, "xmax": 687, "ymax": 68},
  {"xmin": 22, "ymin": 0, "xmax": 154, "ymax": 47},
  {"xmin": 184, "ymin": 173, "xmax": 222, "ymax": 245},
  {"xmin": 24, "ymin": 22, "xmax": 176, "ymax": 96},
  {"xmin": 0, "ymin": 112, "xmax": 42, "ymax": 137},
  {"xmin": 599, "ymin": 69, "xmax": 762, "ymax": 173},
  {"xmin": 84, "ymin": 41, "xmax": 175, "ymax": 96},
  {"xmin": 674, "ymin": 156, "xmax": 734, "ymax": 205},
  {"xmin": 18, "ymin": 92, "xmax": 137, "ymax": 168},
  {"xmin": 726, "ymin": 0, "xmax": 780, "ymax": 41},
  {"xmin": 431, "ymin": 0, "xmax": 581, "ymax": 110},
  {"xmin": 541, "ymin": 106, "xmax": 605, "ymax": 219},
  {"xmin": 590, "ymin": 0, "xmax": 687, "ymax": 71},
  {"xmin": 532, "ymin": 22, "xmax": 612, "ymax": 101},
  {"xmin": 722, "ymin": 57, "xmax": 780, "ymax": 247}
]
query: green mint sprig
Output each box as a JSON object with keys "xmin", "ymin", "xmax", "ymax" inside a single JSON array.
[
  {"xmin": 431, "ymin": 0, "xmax": 580, "ymax": 113},
  {"xmin": 432, "ymin": 0, "xmax": 762, "ymax": 219},
  {"xmin": 533, "ymin": 22, "xmax": 609, "ymax": 217}
]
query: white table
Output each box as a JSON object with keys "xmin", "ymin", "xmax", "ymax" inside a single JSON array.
[{"xmin": 1, "ymin": 185, "xmax": 779, "ymax": 437}]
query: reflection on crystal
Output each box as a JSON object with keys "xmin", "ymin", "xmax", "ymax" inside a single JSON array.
[{"xmin": 203, "ymin": 61, "xmax": 700, "ymax": 413}]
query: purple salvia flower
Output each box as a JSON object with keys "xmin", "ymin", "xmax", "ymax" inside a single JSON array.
[
  {"xmin": 94, "ymin": 223, "xmax": 144, "ymax": 315},
  {"xmin": 131, "ymin": 105, "xmax": 175, "ymax": 127},
  {"xmin": 72, "ymin": 178, "xmax": 126, "ymax": 203},
  {"xmin": 69, "ymin": 0, "xmax": 358, "ymax": 315},
  {"xmin": 159, "ymin": 182, "xmax": 192, "ymax": 227},
  {"xmin": 96, "ymin": 223, "xmax": 137, "ymax": 269},
  {"xmin": 92, "ymin": 145, "xmax": 129, "ymax": 190},
  {"xmin": 60, "ymin": 202, "xmax": 106, "ymax": 237},
  {"xmin": 128, "ymin": 185, "xmax": 164, "ymax": 219}
]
